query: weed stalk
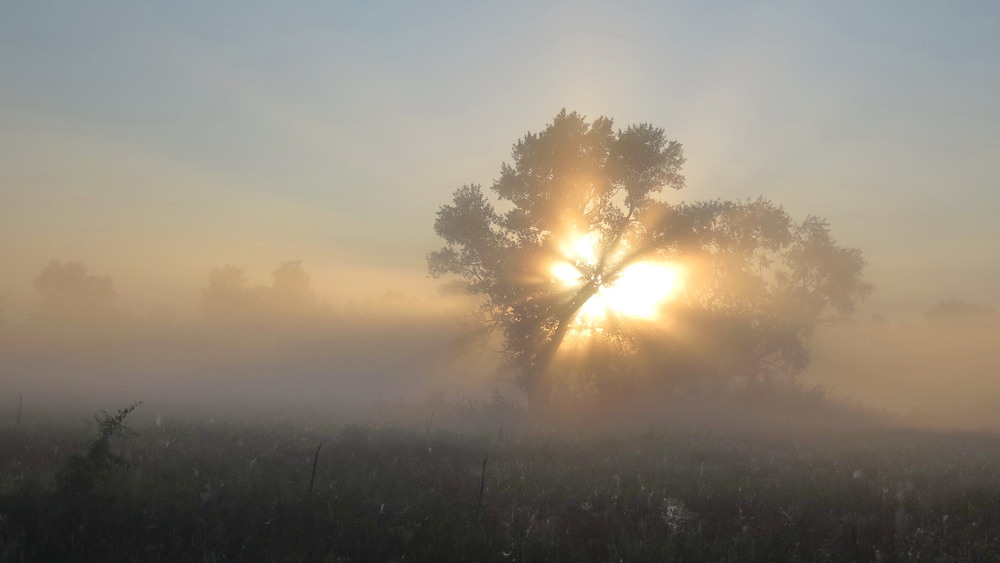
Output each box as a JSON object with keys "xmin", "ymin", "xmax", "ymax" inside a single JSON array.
[
  {"xmin": 477, "ymin": 455, "xmax": 488, "ymax": 516},
  {"xmin": 306, "ymin": 441, "xmax": 324, "ymax": 504}
]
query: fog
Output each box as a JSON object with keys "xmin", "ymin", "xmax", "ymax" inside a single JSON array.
[
  {"xmin": 807, "ymin": 308, "xmax": 1000, "ymax": 430},
  {"xmin": 0, "ymin": 260, "xmax": 504, "ymax": 421},
  {"xmin": 0, "ymin": 257, "xmax": 997, "ymax": 431},
  {"xmin": 2, "ymin": 3, "xmax": 999, "ymax": 433}
]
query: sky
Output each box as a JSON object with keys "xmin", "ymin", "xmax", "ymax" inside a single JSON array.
[{"xmin": 2, "ymin": 1, "xmax": 998, "ymax": 319}]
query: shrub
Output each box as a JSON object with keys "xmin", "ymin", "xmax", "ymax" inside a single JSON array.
[{"xmin": 55, "ymin": 401, "xmax": 142, "ymax": 494}]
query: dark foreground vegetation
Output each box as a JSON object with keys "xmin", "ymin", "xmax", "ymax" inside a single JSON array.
[{"xmin": 3, "ymin": 406, "xmax": 1000, "ymax": 562}]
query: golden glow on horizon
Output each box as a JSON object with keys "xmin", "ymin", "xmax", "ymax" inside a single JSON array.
[{"xmin": 551, "ymin": 232, "xmax": 683, "ymax": 329}]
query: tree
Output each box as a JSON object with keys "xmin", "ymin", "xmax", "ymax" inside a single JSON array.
[
  {"xmin": 269, "ymin": 260, "xmax": 320, "ymax": 318},
  {"xmin": 201, "ymin": 261, "xmax": 323, "ymax": 324},
  {"xmin": 33, "ymin": 260, "xmax": 118, "ymax": 323},
  {"xmin": 429, "ymin": 110, "xmax": 872, "ymax": 407},
  {"xmin": 925, "ymin": 300, "xmax": 998, "ymax": 327},
  {"xmin": 200, "ymin": 265, "xmax": 267, "ymax": 323}
]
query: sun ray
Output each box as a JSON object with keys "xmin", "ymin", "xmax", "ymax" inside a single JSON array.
[
  {"xmin": 551, "ymin": 232, "xmax": 684, "ymax": 331},
  {"xmin": 603, "ymin": 262, "xmax": 683, "ymax": 319},
  {"xmin": 551, "ymin": 262, "xmax": 583, "ymax": 285}
]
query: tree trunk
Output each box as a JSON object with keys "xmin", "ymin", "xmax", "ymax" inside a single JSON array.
[
  {"xmin": 525, "ymin": 318, "xmax": 572, "ymax": 409},
  {"xmin": 524, "ymin": 281, "xmax": 600, "ymax": 409}
]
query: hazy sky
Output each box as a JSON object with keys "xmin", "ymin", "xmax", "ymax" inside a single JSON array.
[{"xmin": 2, "ymin": 1, "xmax": 998, "ymax": 318}]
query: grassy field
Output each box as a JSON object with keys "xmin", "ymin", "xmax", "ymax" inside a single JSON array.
[{"xmin": 3, "ymin": 406, "xmax": 1000, "ymax": 561}]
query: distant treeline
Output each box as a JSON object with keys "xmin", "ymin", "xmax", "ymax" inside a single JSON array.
[{"xmin": 3, "ymin": 259, "xmax": 454, "ymax": 328}]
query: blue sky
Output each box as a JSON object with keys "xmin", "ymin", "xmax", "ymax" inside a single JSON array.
[{"xmin": 2, "ymin": 1, "xmax": 998, "ymax": 316}]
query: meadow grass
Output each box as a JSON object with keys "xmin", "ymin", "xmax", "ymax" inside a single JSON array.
[{"xmin": 2, "ymin": 409, "xmax": 1000, "ymax": 561}]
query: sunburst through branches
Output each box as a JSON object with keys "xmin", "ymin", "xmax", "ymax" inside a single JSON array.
[{"xmin": 550, "ymin": 231, "xmax": 683, "ymax": 333}]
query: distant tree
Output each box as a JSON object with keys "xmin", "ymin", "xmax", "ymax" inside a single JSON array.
[
  {"xmin": 202, "ymin": 261, "xmax": 327, "ymax": 323},
  {"xmin": 269, "ymin": 260, "xmax": 320, "ymax": 318},
  {"xmin": 926, "ymin": 300, "xmax": 997, "ymax": 326},
  {"xmin": 200, "ymin": 265, "xmax": 267, "ymax": 323},
  {"xmin": 33, "ymin": 260, "xmax": 118, "ymax": 323},
  {"xmin": 429, "ymin": 110, "xmax": 872, "ymax": 406}
]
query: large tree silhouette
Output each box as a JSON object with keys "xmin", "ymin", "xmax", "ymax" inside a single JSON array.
[{"xmin": 429, "ymin": 110, "xmax": 871, "ymax": 406}]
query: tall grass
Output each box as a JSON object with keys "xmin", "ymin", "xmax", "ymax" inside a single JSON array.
[{"xmin": 3, "ymin": 406, "xmax": 1000, "ymax": 561}]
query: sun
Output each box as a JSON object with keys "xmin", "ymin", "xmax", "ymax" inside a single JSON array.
[{"xmin": 551, "ymin": 231, "xmax": 683, "ymax": 327}]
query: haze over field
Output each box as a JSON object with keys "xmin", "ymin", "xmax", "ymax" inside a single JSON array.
[{"xmin": 1, "ymin": 2, "xmax": 998, "ymax": 427}]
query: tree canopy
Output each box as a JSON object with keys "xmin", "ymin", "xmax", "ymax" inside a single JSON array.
[
  {"xmin": 925, "ymin": 300, "xmax": 998, "ymax": 327},
  {"xmin": 429, "ymin": 110, "xmax": 872, "ymax": 407},
  {"xmin": 33, "ymin": 260, "xmax": 118, "ymax": 323},
  {"xmin": 200, "ymin": 261, "xmax": 322, "ymax": 324}
]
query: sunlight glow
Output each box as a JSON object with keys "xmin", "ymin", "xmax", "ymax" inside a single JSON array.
[
  {"xmin": 569, "ymin": 232, "xmax": 601, "ymax": 265},
  {"xmin": 550, "ymin": 232, "xmax": 684, "ymax": 329},
  {"xmin": 552, "ymin": 262, "xmax": 583, "ymax": 285},
  {"xmin": 602, "ymin": 262, "xmax": 683, "ymax": 318}
]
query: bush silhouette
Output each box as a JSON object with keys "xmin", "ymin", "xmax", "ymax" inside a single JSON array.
[{"xmin": 56, "ymin": 401, "xmax": 142, "ymax": 495}]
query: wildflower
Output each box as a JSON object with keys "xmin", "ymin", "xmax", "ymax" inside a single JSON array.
[{"xmin": 661, "ymin": 497, "xmax": 696, "ymax": 533}]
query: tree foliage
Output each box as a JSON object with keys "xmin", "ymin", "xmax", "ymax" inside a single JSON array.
[
  {"xmin": 429, "ymin": 110, "xmax": 872, "ymax": 406},
  {"xmin": 201, "ymin": 265, "xmax": 268, "ymax": 322},
  {"xmin": 33, "ymin": 260, "xmax": 118, "ymax": 322},
  {"xmin": 925, "ymin": 300, "xmax": 998, "ymax": 327},
  {"xmin": 270, "ymin": 260, "xmax": 321, "ymax": 318},
  {"xmin": 201, "ymin": 261, "xmax": 322, "ymax": 323}
]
